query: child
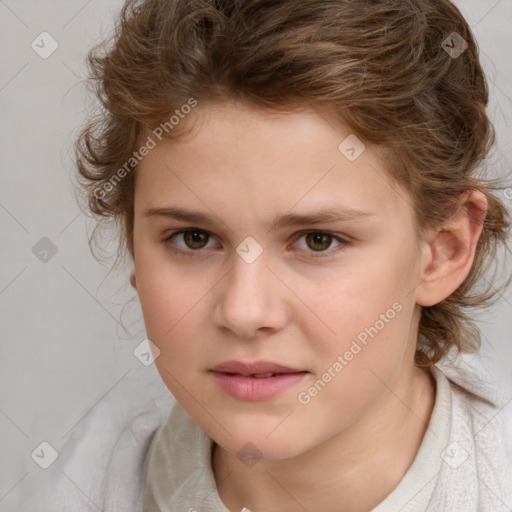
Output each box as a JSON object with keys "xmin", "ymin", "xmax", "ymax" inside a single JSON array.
[{"xmin": 44, "ymin": 0, "xmax": 512, "ymax": 510}]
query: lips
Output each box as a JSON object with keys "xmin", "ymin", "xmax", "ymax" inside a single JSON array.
[
  {"xmin": 210, "ymin": 360, "xmax": 308, "ymax": 401},
  {"xmin": 211, "ymin": 360, "xmax": 305, "ymax": 376}
]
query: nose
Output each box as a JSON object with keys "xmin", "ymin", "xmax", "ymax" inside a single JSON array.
[{"xmin": 214, "ymin": 249, "xmax": 290, "ymax": 340}]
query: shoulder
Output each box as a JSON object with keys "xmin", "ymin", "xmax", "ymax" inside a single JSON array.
[
  {"xmin": 19, "ymin": 364, "xmax": 174, "ymax": 512},
  {"xmin": 428, "ymin": 352, "xmax": 512, "ymax": 511}
]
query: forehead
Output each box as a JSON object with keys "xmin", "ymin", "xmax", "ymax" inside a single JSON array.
[{"xmin": 134, "ymin": 101, "xmax": 412, "ymax": 224}]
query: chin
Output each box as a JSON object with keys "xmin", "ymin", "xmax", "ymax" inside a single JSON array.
[{"xmin": 212, "ymin": 425, "xmax": 310, "ymax": 463}]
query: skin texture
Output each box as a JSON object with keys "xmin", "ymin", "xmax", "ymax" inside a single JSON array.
[{"xmin": 131, "ymin": 100, "xmax": 486, "ymax": 512}]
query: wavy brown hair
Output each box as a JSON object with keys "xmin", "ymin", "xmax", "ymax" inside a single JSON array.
[{"xmin": 74, "ymin": 0, "xmax": 511, "ymax": 366}]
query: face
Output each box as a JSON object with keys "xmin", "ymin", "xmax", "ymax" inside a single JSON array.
[{"xmin": 132, "ymin": 100, "xmax": 427, "ymax": 460}]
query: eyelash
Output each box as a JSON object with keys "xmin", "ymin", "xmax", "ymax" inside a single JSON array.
[{"xmin": 162, "ymin": 229, "xmax": 351, "ymax": 259}]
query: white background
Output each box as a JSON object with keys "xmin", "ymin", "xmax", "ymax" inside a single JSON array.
[{"xmin": 0, "ymin": 0, "xmax": 511, "ymax": 508}]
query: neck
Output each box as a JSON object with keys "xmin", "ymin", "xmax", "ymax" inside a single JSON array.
[{"xmin": 212, "ymin": 365, "xmax": 436, "ymax": 512}]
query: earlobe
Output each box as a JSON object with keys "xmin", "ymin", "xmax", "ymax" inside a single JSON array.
[
  {"xmin": 415, "ymin": 190, "xmax": 487, "ymax": 307},
  {"xmin": 130, "ymin": 272, "xmax": 137, "ymax": 290}
]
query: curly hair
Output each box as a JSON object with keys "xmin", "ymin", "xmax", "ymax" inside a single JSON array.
[{"xmin": 74, "ymin": 0, "xmax": 511, "ymax": 366}]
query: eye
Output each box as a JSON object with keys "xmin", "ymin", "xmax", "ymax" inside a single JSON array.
[
  {"xmin": 163, "ymin": 228, "xmax": 218, "ymax": 257},
  {"xmin": 292, "ymin": 231, "xmax": 349, "ymax": 256},
  {"xmin": 162, "ymin": 229, "xmax": 350, "ymax": 258}
]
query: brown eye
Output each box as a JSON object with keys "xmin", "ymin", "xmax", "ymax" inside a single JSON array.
[
  {"xmin": 182, "ymin": 229, "xmax": 210, "ymax": 249},
  {"xmin": 164, "ymin": 229, "xmax": 215, "ymax": 255},
  {"xmin": 176, "ymin": 229, "xmax": 210, "ymax": 249},
  {"xmin": 305, "ymin": 232, "xmax": 335, "ymax": 251},
  {"xmin": 293, "ymin": 230, "xmax": 349, "ymax": 257}
]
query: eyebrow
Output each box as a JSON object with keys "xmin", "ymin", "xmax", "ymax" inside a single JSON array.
[{"xmin": 143, "ymin": 205, "xmax": 376, "ymax": 231}]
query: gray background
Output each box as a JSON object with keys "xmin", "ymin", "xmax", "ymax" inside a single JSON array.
[{"xmin": 1, "ymin": 0, "xmax": 511, "ymax": 508}]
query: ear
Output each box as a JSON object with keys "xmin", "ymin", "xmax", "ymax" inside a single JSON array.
[
  {"xmin": 415, "ymin": 190, "xmax": 487, "ymax": 307},
  {"xmin": 130, "ymin": 272, "xmax": 137, "ymax": 290}
]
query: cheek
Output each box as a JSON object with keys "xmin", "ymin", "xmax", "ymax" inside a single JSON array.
[
  {"xmin": 133, "ymin": 244, "xmax": 200, "ymax": 337},
  {"xmin": 304, "ymin": 261, "xmax": 411, "ymax": 349},
  {"xmin": 134, "ymin": 263, "xmax": 208, "ymax": 399},
  {"xmin": 297, "ymin": 250, "xmax": 418, "ymax": 409},
  {"xmin": 133, "ymin": 251, "xmax": 215, "ymax": 375},
  {"xmin": 294, "ymin": 299, "xmax": 413, "ymax": 440}
]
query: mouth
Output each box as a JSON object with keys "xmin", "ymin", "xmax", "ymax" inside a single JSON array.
[
  {"xmin": 210, "ymin": 360, "xmax": 308, "ymax": 401},
  {"xmin": 211, "ymin": 360, "xmax": 305, "ymax": 376}
]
